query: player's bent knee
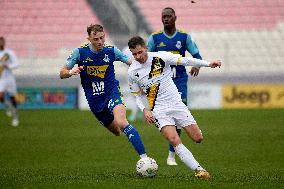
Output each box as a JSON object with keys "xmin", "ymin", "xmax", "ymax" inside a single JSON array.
[{"xmin": 167, "ymin": 135, "xmax": 181, "ymax": 146}]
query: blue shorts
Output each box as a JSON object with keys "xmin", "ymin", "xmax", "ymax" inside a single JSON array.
[
  {"xmin": 173, "ymin": 77, "xmax": 188, "ymax": 105},
  {"xmin": 92, "ymin": 90, "xmax": 124, "ymax": 127}
]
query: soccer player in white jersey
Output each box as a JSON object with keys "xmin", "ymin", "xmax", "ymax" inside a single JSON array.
[
  {"xmin": 0, "ymin": 37, "xmax": 20, "ymax": 127},
  {"xmin": 127, "ymin": 36, "xmax": 221, "ymax": 179}
]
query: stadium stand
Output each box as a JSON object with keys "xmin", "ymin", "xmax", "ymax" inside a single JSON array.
[
  {"xmin": 0, "ymin": 0, "xmax": 283, "ymax": 80},
  {"xmin": 136, "ymin": 0, "xmax": 284, "ymax": 77},
  {"xmin": 137, "ymin": 0, "xmax": 284, "ymax": 31},
  {"xmin": 0, "ymin": 0, "xmax": 101, "ymax": 58},
  {"xmin": 0, "ymin": 0, "xmax": 106, "ymax": 78}
]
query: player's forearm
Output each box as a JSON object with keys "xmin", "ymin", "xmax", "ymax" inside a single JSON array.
[
  {"xmin": 135, "ymin": 93, "xmax": 147, "ymax": 112},
  {"xmin": 6, "ymin": 62, "xmax": 19, "ymax": 70},
  {"xmin": 178, "ymin": 57, "xmax": 209, "ymax": 67}
]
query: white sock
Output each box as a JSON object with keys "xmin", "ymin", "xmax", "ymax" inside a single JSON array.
[
  {"xmin": 174, "ymin": 143, "xmax": 204, "ymax": 171},
  {"xmin": 4, "ymin": 99, "xmax": 13, "ymax": 111},
  {"xmin": 168, "ymin": 151, "xmax": 175, "ymax": 159},
  {"xmin": 140, "ymin": 154, "xmax": 147, "ymax": 159},
  {"xmin": 10, "ymin": 105, "xmax": 18, "ymax": 119}
]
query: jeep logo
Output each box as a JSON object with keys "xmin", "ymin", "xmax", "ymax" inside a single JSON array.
[{"xmin": 224, "ymin": 87, "xmax": 270, "ymax": 107}]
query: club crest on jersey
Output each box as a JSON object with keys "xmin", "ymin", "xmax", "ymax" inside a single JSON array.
[
  {"xmin": 176, "ymin": 41, "xmax": 182, "ymax": 49},
  {"xmin": 87, "ymin": 65, "xmax": 109, "ymax": 78},
  {"xmin": 103, "ymin": 54, "xmax": 110, "ymax": 62}
]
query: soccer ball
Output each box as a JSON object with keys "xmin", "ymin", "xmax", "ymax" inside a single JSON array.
[{"xmin": 136, "ymin": 157, "xmax": 158, "ymax": 177}]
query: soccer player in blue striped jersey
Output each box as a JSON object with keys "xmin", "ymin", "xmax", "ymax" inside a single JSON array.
[
  {"xmin": 147, "ymin": 7, "xmax": 203, "ymax": 166},
  {"xmin": 60, "ymin": 24, "xmax": 148, "ymax": 161}
]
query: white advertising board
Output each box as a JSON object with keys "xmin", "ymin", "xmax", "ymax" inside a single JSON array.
[{"xmin": 188, "ymin": 84, "xmax": 222, "ymax": 109}]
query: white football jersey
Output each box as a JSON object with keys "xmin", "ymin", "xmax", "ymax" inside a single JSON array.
[
  {"xmin": 0, "ymin": 49, "xmax": 19, "ymax": 80},
  {"xmin": 128, "ymin": 51, "xmax": 183, "ymax": 111}
]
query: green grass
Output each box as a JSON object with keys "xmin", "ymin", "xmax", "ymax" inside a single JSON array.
[{"xmin": 0, "ymin": 109, "xmax": 283, "ymax": 189}]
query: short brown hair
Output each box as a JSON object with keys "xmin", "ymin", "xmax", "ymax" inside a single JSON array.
[
  {"xmin": 128, "ymin": 36, "xmax": 145, "ymax": 49},
  {"xmin": 87, "ymin": 24, "xmax": 104, "ymax": 35}
]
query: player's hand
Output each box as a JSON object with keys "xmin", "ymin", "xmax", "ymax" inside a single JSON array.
[
  {"xmin": 69, "ymin": 66, "xmax": 84, "ymax": 76},
  {"xmin": 143, "ymin": 109, "xmax": 155, "ymax": 125},
  {"xmin": 0, "ymin": 64, "xmax": 5, "ymax": 76},
  {"xmin": 190, "ymin": 67, "xmax": 200, "ymax": 77},
  {"xmin": 208, "ymin": 60, "xmax": 221, "ymax": 68},
  {"xmin": 0, "ymin": 53, "xmax": 9, "ymax": 62}
]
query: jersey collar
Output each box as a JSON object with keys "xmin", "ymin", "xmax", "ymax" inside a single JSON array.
[
  {"xmin": 162, "ymin": 29, "xmax": 178, "ymax": 39},
  {"xmin": 88, "ymin": 43, "xmax": 103, "ymax": 54}
]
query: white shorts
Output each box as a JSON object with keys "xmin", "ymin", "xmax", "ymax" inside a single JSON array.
[
  {"xmin": 0, "ymin": 77, "xmax": 17, "ymax": 95},
  {"xmin": 152, "ymin": 102, "xmax": 197, "ymax": 131}
]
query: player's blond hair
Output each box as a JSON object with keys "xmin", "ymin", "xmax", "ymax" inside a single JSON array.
[{"xmin": 87, "ymin": 24, "xmax": 104, "ymax": 36}]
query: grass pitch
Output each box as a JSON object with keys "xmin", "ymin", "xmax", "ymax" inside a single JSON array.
[{"xmin": 0, "ymin": 109, "xmax": 283, "ymax": 188}]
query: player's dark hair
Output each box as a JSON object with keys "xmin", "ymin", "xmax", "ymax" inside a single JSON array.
[
  {"xmin": 0, "ymin": 36, "xmax": 4, "ymax": 41},
  {"xmin": 163, "ymin": 7, "xmax": 176, "ymax": 15},
  {"xmin": 87, "ymin": 24, "xmax": 104, "ymax": 35},
  {"xmin": 128, "ymin": 36, "xmax": 145, "ymax": 49}
]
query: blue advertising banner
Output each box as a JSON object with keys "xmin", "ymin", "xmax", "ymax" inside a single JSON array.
[{"xmin": 0, "ymin": 88, "xmax": 77, "ymax": 109}]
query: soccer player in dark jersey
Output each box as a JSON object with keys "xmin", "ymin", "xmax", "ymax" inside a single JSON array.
[
  {"xmin": 147, "ymin": 7, "xmax": 203, "ymax": 166},
  {"xmin": 60, "ymin": 24, "xmax": 148, "ymax": 160}
]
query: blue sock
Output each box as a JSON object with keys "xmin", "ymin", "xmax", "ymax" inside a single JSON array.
[
  {"xmin": 123, "ymin": 124, "xmax": 146, "ymax": 156},
  {"xmin": 169, "ymin": 128, "xmax": 182, "ymax": 152}
]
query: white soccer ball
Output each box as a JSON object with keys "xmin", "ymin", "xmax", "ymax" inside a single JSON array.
[{"xmin": 136, "ymin": 157, "xmax": 158, "ymax": 177}]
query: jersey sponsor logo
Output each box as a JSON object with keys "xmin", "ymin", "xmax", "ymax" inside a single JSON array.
[
  {"xmin": 83, "ymin": 57, "xmax": 94, "ymax": 63},
  {"xmin": 103, "ymin": 54, "xmax": 110, "ymax": 62},
  {"xmin": 149, "ymin": 57, "xmax": 165, "ymax": 78},
  {"xmin": 92, "ymin": 81, "xmax": 105, "ymax": 95},
  {"xmin": 176, "ymin": 41, "xmax": 182, "ymax": 49},
  {"xmin": 87, "ymin": 65, "xmax": 109, "ymax": 78},
  {"xmin": 140, "ymin": 78, "xmax": 161, "ymax": 92},
  {"xmin": 146, "ymin": 83, "xmax": 160, "ymax": 111},
  {"xmin": 157, "ymin": 42, "xmax": 166, "ymax": 47},
  {"xmin": 169, "ymin": 50, "xmax": 180, "ymax": 54}
]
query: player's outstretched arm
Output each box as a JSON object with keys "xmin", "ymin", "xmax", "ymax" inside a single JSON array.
[
  {"xmin": 60, "ymin": 65, "xmax": 84, "ymax": 79},
  {"xmin": 175, "ymin": 56, "xmax": 222, "ymax": 69}
]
